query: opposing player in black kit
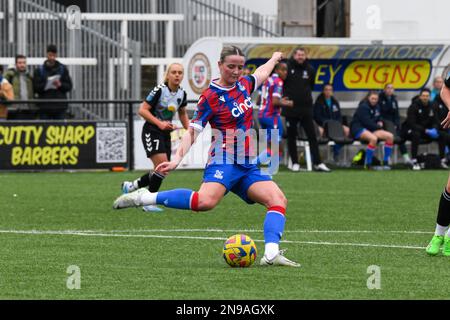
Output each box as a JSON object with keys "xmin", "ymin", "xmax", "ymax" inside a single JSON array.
[
  {"xmin": 426, "ymin": 69, "xmax": 450, "ymax": 255},
  {"xmin": 121, "ymin": 63, "xmax": 189, "ymax": 212}
]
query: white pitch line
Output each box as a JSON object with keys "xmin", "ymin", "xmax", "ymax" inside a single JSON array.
[
  {"xmin": 0, "ymin": 229, "xmax": 426, "ymax": 250},
  {"xmin": 71, "ymin": 228, "xmax": 433, "ymax": 235}
]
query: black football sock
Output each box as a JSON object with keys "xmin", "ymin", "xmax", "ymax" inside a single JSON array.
[
  {"xmin": 437, "ymin": 188, "xmax": 450, "ymax": 227},
  {"xmin": 136, "ymin": 173, "xmax": 151, "ymax": 188},
  {"xmin": 148, "ymin": 171, "xmax": 165, "ymax": 192}
]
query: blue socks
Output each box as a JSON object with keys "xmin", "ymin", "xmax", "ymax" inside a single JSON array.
[
  {"xmin": 156, "ymin": 189, "xmax": 198, "ymax": 210},
  {"xmin": 365, "ymin": 145, "xmax": 376, "ymax": 166},
  {"xmin": 384, "ymin": 142, "xmax": 393, "ymax": 164},
  {"xmin": 263, "ymin": 207, "xmax": 286, "ymax": 244}
]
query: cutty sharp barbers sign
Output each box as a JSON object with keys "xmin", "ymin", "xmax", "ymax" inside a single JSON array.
[{"xmin": 0, "ymin": 121, "xmax": 128, "ymax": 170}]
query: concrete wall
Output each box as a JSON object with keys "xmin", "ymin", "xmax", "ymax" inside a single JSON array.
[{"xmin": 351, "ymin": 0, "xmax": 450, "ymax": 40}]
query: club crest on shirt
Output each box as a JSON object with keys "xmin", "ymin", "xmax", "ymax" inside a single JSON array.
[{"xmin": 214, "ymin": 170, "xmax": 224, "ymax": 180}]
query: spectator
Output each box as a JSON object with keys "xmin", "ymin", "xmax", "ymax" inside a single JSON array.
[
  {"xmin": 4, "ymin": 55, "xmax": 35, "ymax": 119},
  {"xmin": 0, "ymin": 65, "xmax": 14, "ymax": 120},
  {"xmin": 378, "ymin": 83, "xmax": 411, "ymax": 164},
  {"xmin": 401, "ymin": 88, "xmax": 448, "ymax": 170},
  {"xmin": 350, "ymin": 91, "xmax": 394, "ymax": 170},
  {"xmin": 313, "ymin": 83, "xmax": 349, "ymax": 162},
  {"xmin": 33, "ymin": 44, "xmax": 73, "ymax": 120},
  {"xmin": 431, "ymin": 76, "xmax": 444, "ymax": 103},
  {"xmin": 282, "ymin": 47, "xmax": 330, "ymax": 172}
]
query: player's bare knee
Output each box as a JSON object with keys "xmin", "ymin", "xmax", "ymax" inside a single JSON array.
[
  {"xmin": 280, "ymin": 194, "xmax": 288, "ymax": 209},
  {"xmin": 386, "ymin": 133, "xmax": 394, "ymax": 144},
  {"xmin": 267, "ymin": 192, "xmax": 287, "ymax": 210},
  {"xmin": 197, "ymin": 195, "xmax": 218, "ymax": 211}
]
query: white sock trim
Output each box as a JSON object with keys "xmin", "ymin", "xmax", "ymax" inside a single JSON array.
[
  {"xmin": 140, "ymin": 190, "xmax": 158, "ymax": 206},
  {"xmin": 435, "ymin": 224, "xmax": 449, "ymax": 236},
  {"xmin": 264, "ymin": 242, "xmax": 279, "ymax": 261}
]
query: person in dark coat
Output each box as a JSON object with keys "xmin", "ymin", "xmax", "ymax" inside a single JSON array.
[
  {"xmin": 282, "ymin": 47, "xmax": 330, "ymax": 172},
  {"xmin": 33, "ymin": 44, "xmax": 73, "ymax": 119},
  {"xmin": 401, "ymin": 88, "xmax": 448, "ymax": 170},
  {"xmin": 313, "ymin": 83, "xmax": 349, "ymax": 162}
]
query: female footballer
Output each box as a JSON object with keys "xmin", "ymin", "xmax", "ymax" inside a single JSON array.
[
  {"xmin": 426, "ymin": 72, "xmax": 450, "ymax": 256},
  {"xmin": 121, "ymin": 63, "xmax": 189, "ymax": 212},
  {"xmin": 114, "ymin": 46, "xmax": 300, "ymax": 267}
]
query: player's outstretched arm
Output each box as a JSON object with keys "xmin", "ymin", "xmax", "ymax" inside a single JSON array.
[
  {"xmin": 253, "ymin": 52, "xmax": 283, "ymax": 88},
  {"xmin": 440, "ymin": 86, "xmax": 450, "ymax": 129},
  {"xmin": 156, "ymin": 127, "xmax": 199, "ymax": 175}
]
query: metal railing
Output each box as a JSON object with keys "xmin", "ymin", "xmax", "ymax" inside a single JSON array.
[
  {"xmin": 87, "ymin": 0, "xmax": 280, "ymax": 57},
  {"xmin": 0, "ymin": 0, "xmax": 280, "ymax": 121},
  {"xmin": 0, "ymin": 0, "xmax": 143, "ymax": 122}
]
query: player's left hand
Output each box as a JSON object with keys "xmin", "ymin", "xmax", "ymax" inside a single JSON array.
[{"xmin": 442, "ymin": 112, "xmax": 450, "ymax": 129}]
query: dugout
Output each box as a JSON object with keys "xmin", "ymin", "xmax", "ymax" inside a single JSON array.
[
  {"xmin": 182, "ymin": 37, "xmax": 450, "ymax": 113},
  {"xmin": 180, "ymin": 37, "xmax": 450, "ymax": 169}
]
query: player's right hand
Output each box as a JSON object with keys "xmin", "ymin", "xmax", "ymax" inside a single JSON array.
[
  {"xmin": 155, "ymin": 161, "xmax": 178, "ymax": 175},
  {"xmin": 159, "ymin": 121, "xmax": 175, "ymax": 131}
]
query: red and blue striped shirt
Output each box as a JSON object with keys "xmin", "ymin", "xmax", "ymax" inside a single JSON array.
[
  {"xmin": 190, "ymin": 75, "xmax": 257, "ymax": 164},
  {"xmin": 258, "ymin": 73, "xmax": 283, "ymax": 119}
]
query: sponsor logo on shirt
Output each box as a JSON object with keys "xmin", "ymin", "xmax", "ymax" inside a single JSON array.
[{"xmin": 231, "ymin": 97, "xmax": 253, "ymax": 117}]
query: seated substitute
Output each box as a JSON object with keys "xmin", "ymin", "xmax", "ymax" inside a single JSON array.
[
  {"xmin": 313, "ymin": 83, "xmax": 350, "ymax": 162},
  {"xmin": 401, "ymin": 88, "xmax": 448, "ymax": 170},
  {"xmin": 350, "ymin": 91, "xmax": 394, "ymax": 170},
  {"xmin": 379, "ymin": 83, "xmax": 411, "ymax": 164}
]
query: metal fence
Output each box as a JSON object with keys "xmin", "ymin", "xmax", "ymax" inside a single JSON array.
[
  {"xmin": 0, "ymin": 0, "xmax": 142, "ymax": 120},
  {"xmin": 0, "ymin": 0, "xmax": 279, "ymax": 120},
  {"xmin": 87, "ymin": 0, "xmax": 280, "ymax": 57}
]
